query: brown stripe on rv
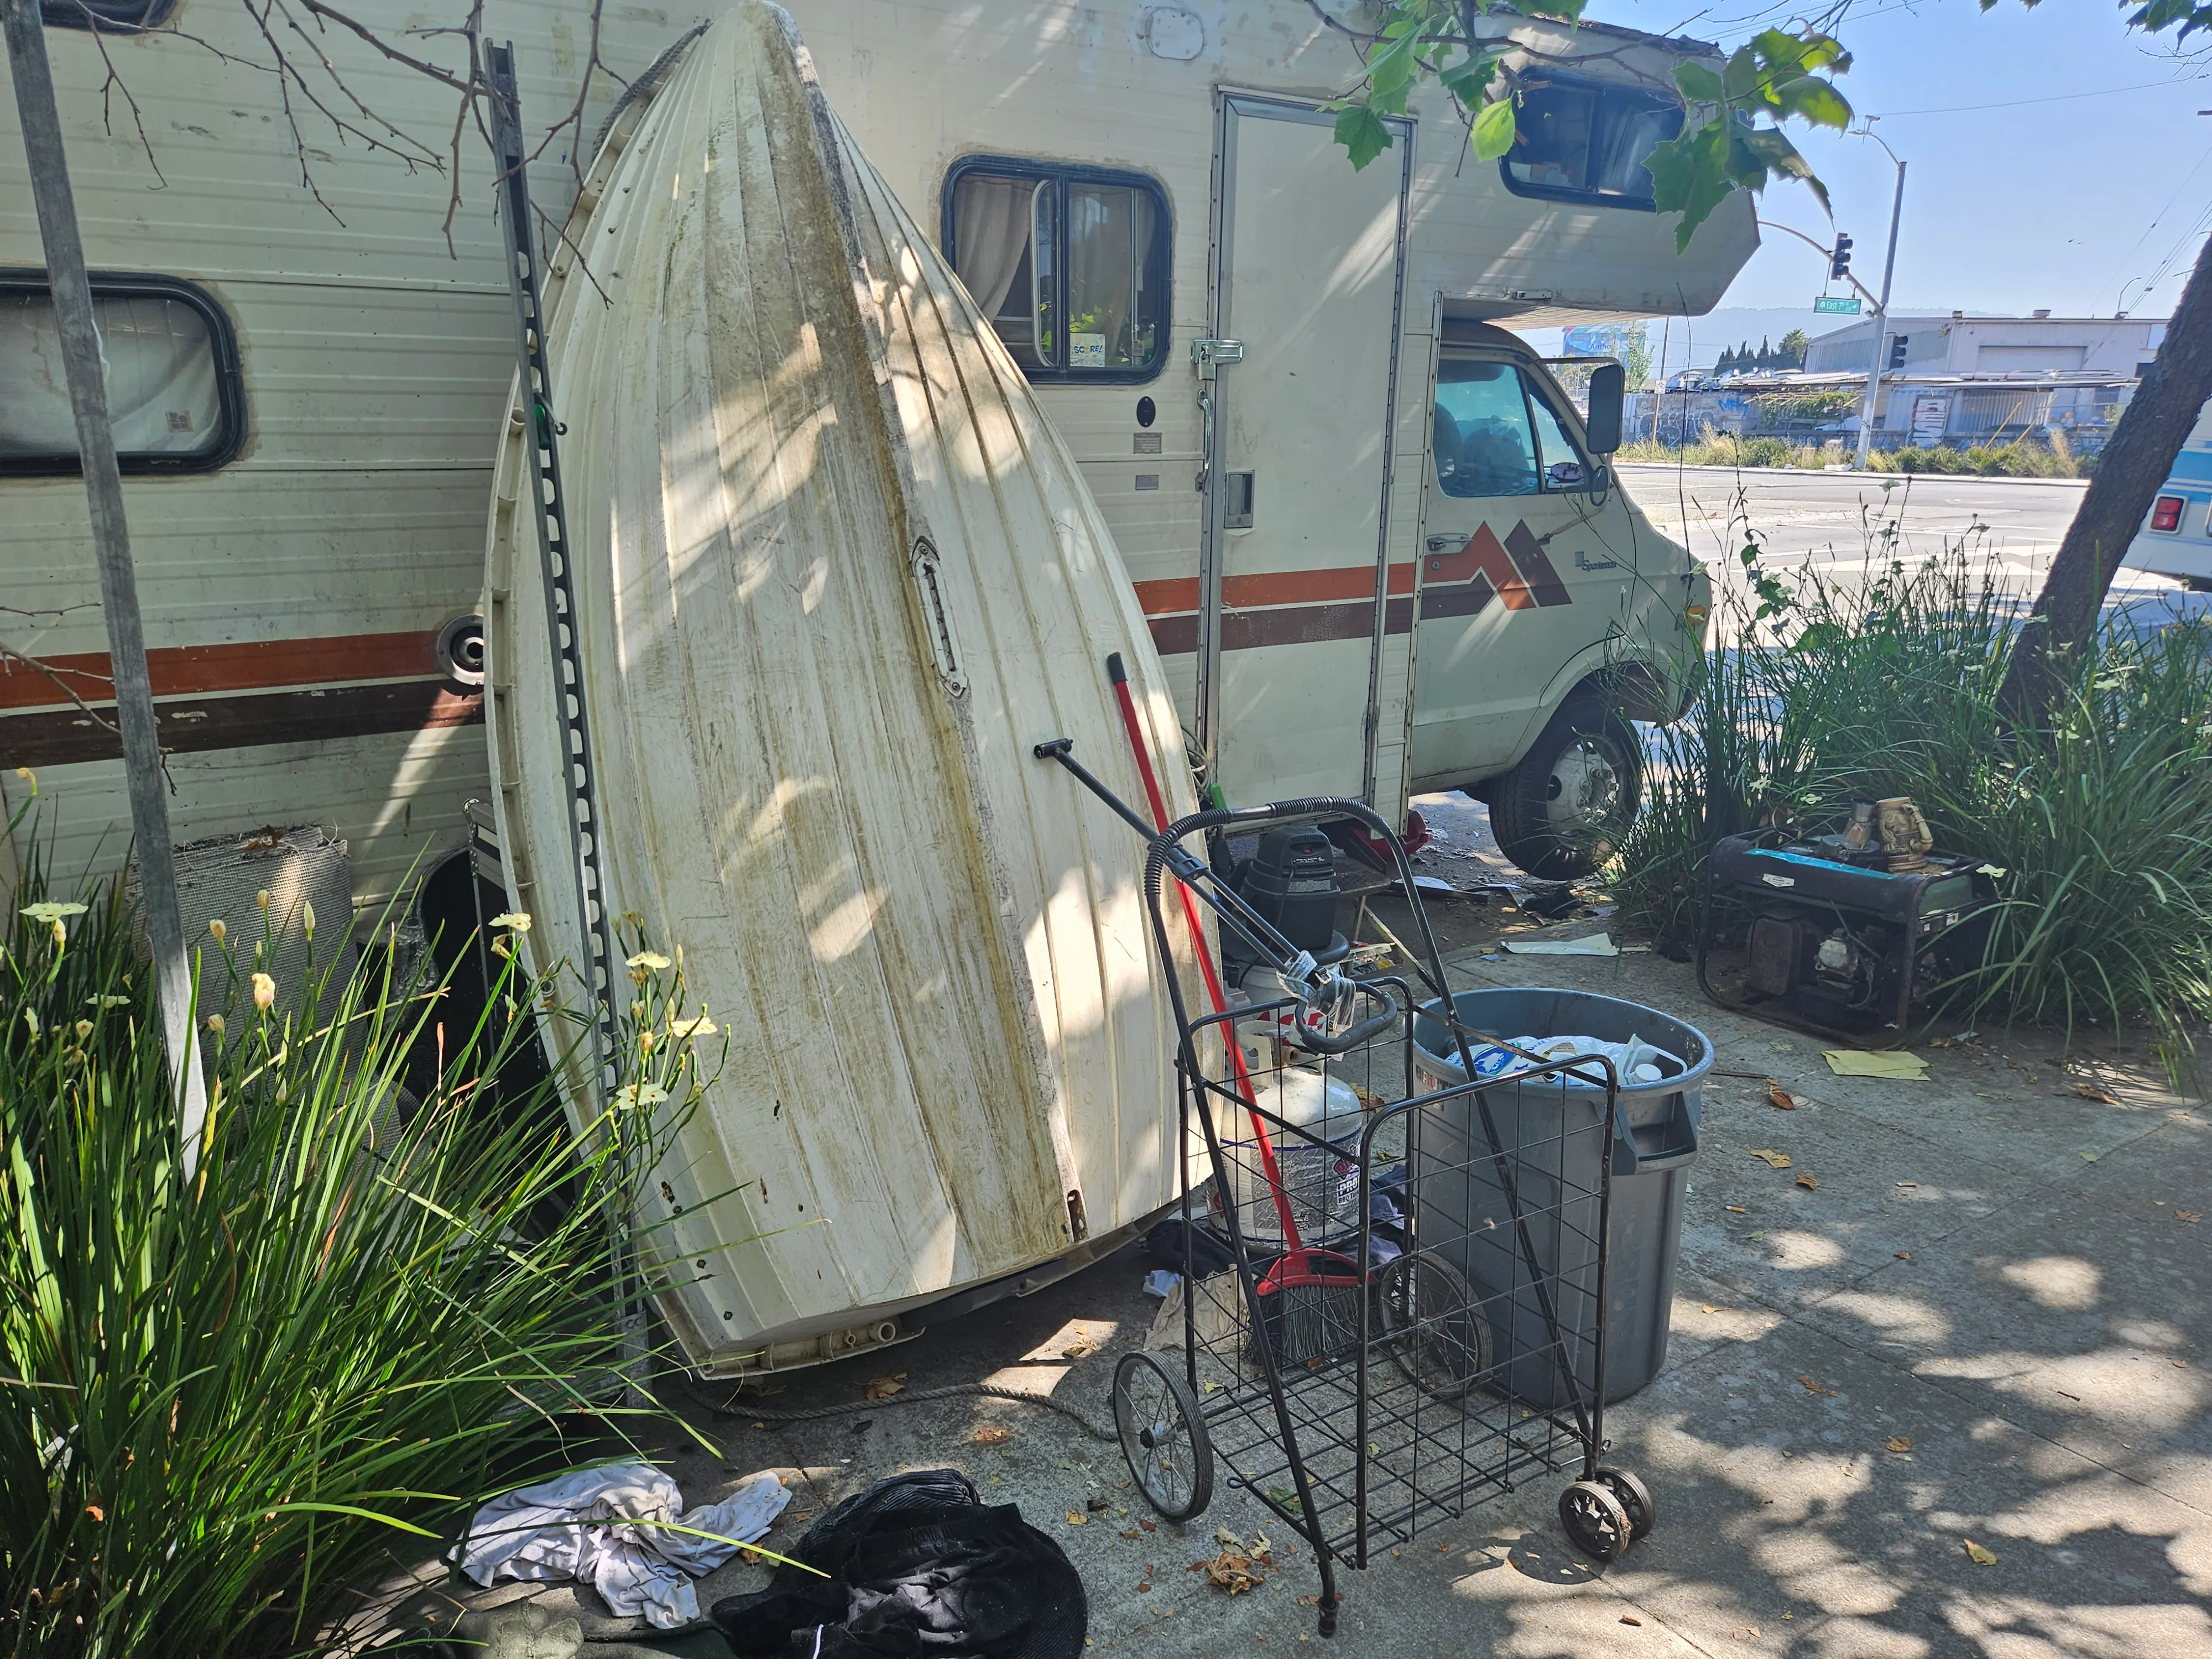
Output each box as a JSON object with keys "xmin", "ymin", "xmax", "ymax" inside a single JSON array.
[
  {"xmin": 0, "ymin": 681, "xmax": 483, "ymax": 768},
  {"xmin": 1147, "ymin": 597, "xmax": 1415, "ymax": 656},
  {"xmin": 1504, "ymin": 520, "xmax": 1573, "ymax": 608},
  {"xmin": 1420, "ymin": 574, "xmax": 1498, "ymax": 622},
  {"xmin": 1133, "ymin": 563, "xmax": 1415, "ymax": 619},
  {"xmin": 0, "ymin": 630, "xmax": 444, "ymax": 712}
]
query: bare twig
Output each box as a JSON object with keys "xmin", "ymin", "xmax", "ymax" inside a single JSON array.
[
  {"xmin": 64, "ymin": 0, "xmax": 165, "ymax": 186},
  {"xmin": 525, "ymin": 0, "xmax": 626, "ymax": 188},
  {"xmin": 0, "ymin": 640, "xmax": 120, "ymax": 737}
]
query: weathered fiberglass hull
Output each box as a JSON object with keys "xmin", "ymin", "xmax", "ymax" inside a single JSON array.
[{"xmin": 483, "ymin": 3, "xmax": 1196, "ymax": 1374}]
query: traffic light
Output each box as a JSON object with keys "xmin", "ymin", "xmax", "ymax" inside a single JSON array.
[
  {"xmin": 1888, "ymin": 335, "xmax": 1909, "ymax": 370},
  {"xmin": 1829, "ymin": 233, "xmax": 1854, "ymax": 281}
]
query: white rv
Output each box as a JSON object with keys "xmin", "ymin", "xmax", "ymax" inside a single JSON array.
[{"xmin": 3, "ymin": 0, "xmax": 1743, "ymax": 923}]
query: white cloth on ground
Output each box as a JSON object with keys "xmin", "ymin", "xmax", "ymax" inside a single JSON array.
[{"xmin": 459, "ymin": 1462, "xmax": 791, "ymax": 1628}]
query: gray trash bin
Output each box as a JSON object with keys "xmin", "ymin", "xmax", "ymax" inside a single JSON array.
[{"xmin": 1410, "ymin": 988, "xmax": 1710, "ymax": 1407}]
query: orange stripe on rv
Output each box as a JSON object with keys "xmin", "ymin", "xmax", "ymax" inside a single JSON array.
[
  {"xmin": 0, "ymin": 630, "xmax": 443, "ymax": 712},
  {"xmin": 1133, "ymin": 564, "xmax": 1415, "ymax": 618}
]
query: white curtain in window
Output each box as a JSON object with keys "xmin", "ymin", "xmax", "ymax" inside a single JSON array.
[
  {"xmin": 1067, "ymin": 185, "xmax": 1154, "ymax": 367},
  {"xmin": 0, "ymin": 293, "xmax": 217, "ymax": 458},
  {"xmin": 951, "ymin": 175, "xmax": 1040, "ymax": 321}
]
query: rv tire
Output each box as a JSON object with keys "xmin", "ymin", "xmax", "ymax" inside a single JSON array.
[{"xmin": 1489, "ymin": 696, "xmax": 1642, "ymax": 881}]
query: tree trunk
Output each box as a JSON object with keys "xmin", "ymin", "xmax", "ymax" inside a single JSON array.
[{"xmin": 1999, "ymin": 233, "xmax": 2212, "ymax": 721}]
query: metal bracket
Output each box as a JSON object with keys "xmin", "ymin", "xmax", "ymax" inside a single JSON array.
[{"xmin": 1191, "ymin": 336, "xmax": 1244, "ymax": 378}]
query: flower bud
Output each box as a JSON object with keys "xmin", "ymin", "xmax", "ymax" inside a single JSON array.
[{"xmin": 252, "ymin": 972, "xmax": 276, "ymax": 1011}]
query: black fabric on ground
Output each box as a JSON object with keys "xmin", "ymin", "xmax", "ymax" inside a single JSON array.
[
  {"xmin": 1144, "ymin": 1217, "xmax": 1240, "ymax": 1279},
  {"xmin": 710, "ymin": 1470, "xmax": 1084, "ymax": 1659}
]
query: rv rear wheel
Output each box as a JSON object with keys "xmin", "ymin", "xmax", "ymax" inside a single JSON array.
[{"xmin": 1489, "ymin": 697, "xmax": 1642, "ymax": 881}]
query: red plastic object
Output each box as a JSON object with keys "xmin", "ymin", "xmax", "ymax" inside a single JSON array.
[{"xmin": 2152, "ymin": 494, "xmax": 2185, "ymax": 533}]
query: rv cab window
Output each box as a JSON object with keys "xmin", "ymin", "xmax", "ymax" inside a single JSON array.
[
  {"xmin": 1500, "ymin": 75, "xmax": 1684, "ymax": 210},
  {"xmin": 1431, "ymin": 359, "xmax": 1588, "ymax": 497},
  {"xmin": 1, "ymin": 274, "xmax": 242, "ymax": 475},
  {"xmin": 945, "ymin": 159, "xmax": 1168, "ymax": 382}
]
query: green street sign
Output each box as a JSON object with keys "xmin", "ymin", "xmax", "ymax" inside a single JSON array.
[{"xmin": 1814, "ymin": 295, "xmax": 1863, "ymax": 315}]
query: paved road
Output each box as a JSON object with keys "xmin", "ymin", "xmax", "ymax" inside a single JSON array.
[{"xmin": 1617, "ymin": 461, "xmax": 2095, "ymax": 587}]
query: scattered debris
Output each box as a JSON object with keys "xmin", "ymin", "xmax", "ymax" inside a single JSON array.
[
  {"xmin": 865, "ymin": 1374, "xmax": 907, "ymax": 1401},
  {"xmin": 1702, "ymin": 1304, "xmax": 1724, "ymax": 1314},
  {"xmin": 1727, "ymin": 1205, "xmax": 1747, "ymax": 1213},
  {"xmin": 1087, "ymin": 1495, "xmax": 1110, "ymax": 1512},
  {"xmin": 1750, "ymin": 1149, "xmax": 1793, "ymax": 1169},
  {"xmin": 1798, "ymin": 1374, "xmax": 1835, "ymax": 1396},
  {"xmin": 1964, "ymin": 1540, "xmax": 1998, "ymax": 1566},
  {"xmin": 1895, "ymin": 1251, "xmax": 1911, "ymax": 1260},
  {"xmin": 2073, "ymin": 1082, "xmax": 2122, "ymax": 1104},
  {"xmin": 1767, "ymin": 1081, "xmax": 1798, "ymax": 1110},
  {"xmin": 1504, "ymin": 932, "xmax": 1619, "ymax": 957},
  {"xmin": 1620, "ymin": 1614, "xmax": 1644, "ymax": 1626},
  {"xmin": 1796, "ymin": 1173, "xmax": 1818, "ymax": 1190},
  {"xmin": 1062, "ymin": 1336, "xmax": 1100, "ymax": 1361},
  {"xmin": 1139, "ymin": 1519, "xmax": 1157, "ymax": 1532},
  {"xmin": 2178, "ymin": 1210, "xmax": 2201, "ymax": 1224},
  {"xmin": 1885, "ymin": 1436, "xmax": 1912, "ymax": 1454},
  {"xmin": 972, "ymin": 1425, "xmax": 1014, "ymax": 1446},
  {"xmin": 1202, "ymin": 1550, "xmax": 1267, "ymax": 1594},
  {"xmin": 1066, "ymin": 1511, "xmax": 1088, "ymax": 1526},
  {"xmin": 1822, "ymin": 1050, "xmax": 1928, "ymax": 1081}
]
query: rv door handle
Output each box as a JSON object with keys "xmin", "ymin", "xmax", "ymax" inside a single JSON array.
[{"xmin": 1426, "ymin": 534, "xmax": 1460, "ymax": 552}]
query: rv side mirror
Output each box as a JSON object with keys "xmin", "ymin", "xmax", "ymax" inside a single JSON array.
[{"xmin": 1584, "ymin": 362, "xmax": 1625, "ymax": 455}]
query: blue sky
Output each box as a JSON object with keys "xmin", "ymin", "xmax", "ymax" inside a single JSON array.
[{"xmin": 1589, "ymin": 0, "xmax": 2212, "ymax": 319}]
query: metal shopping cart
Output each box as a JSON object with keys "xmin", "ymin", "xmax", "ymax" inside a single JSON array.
[{"xmin": 1035, "ymin": 731, "xmax": 1657, "ymax": 1639}]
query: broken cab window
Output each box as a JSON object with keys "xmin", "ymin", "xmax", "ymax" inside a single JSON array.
[
  {"xmin": 946, "ymin": 160, "xmax": 1167, "ymax": 382},
  {"xmin": 0, "ymin": 275, "xmax": 243, "ymax": 475},
  {"xmin": 1501, "ymin": 76, "xmax": 1684, "ymax": 210}
]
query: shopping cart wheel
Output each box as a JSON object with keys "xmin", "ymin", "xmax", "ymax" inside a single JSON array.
[
  {"xmin": 1593, "ymin": 1466, "xmax": 1656, "ymax": 1541},
  {"xmin": 1558, "ymin": 1479, "xmax": 1633, "ymax": 1564},
  {"xmin": 1112, "ymin": 1350, "xmax": 1214, "ymax": 1522},
  {"xmin": 1375, "ymin": 1250, "xmax": 1490, "ymax": 1402}
]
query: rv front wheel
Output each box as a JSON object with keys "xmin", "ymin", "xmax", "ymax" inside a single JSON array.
[{"xmin": 1489, "ymin": 697, "xmax": 1642, "ymax": 881}]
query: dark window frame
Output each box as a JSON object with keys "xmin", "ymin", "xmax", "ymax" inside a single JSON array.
[
  {"xmin": 940, "ymin": 153, "xmax": 1172, "ymax": 386},
  {"xmin": 0, "ymin": 269, "xmax": 246, "ymax": 478},
  {"xmin": 1496, "ymin": 70, "xmax": 1684, "ymax": 215},
  {"xmin": 39, "ymin": 0, "xmax": 178, "ymax": 31}
]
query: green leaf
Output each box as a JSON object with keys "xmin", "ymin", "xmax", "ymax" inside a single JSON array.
[
  {"xmin": 1737, "ymin": 124, "xmax": 1832, "ymax": 216},
  {"xmin": 1472, "ymin": 95, "xmax": 1517, "ymax": 160},
  {"xmin": 1365, "ymin": 26, "xmax": 1423, "ymax": 102},
  {"xmin": 1645, "ymin": 121, "xmax": 1737, "ymax": 252},
  {"xmin": 1334, "ymin": 103, "xmax": 1396, "ymax": 171},
  {"xmin": 1438, "ymin": 53, "xmax": 1499, "ymax": 106},
  {"xmin": 1673, "ymin": 61, "xmax": 1725, "ymax": 105}
]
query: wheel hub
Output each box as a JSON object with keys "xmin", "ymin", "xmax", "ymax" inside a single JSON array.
[{"xmin": 1543, "ymin": 738, "xmax": 1622, "ymax": 833}]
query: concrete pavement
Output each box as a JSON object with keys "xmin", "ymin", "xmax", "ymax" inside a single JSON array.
[{"xmin": 618, "ymin": 892, "xmax": 2209, "ymax": 1658}]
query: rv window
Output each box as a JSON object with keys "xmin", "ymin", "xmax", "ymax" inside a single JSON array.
[
  {"xmin": 40, "ymin": 0, "xmax": 178, "ymax": 28},
  {"xmin": 1501, "ymin": 76, "xmax": 1684, "ymax": 210},
  {"xmin": 1432, "ymin": 360, "xmax": 1540, "ymax": 498},
  {"xmin": 0, "ymin": 274, "xmax": 242, "ymax": 475},
  {"xmin": 945, "ymin": 159, "xmax": 1168, "ymax": 382}
]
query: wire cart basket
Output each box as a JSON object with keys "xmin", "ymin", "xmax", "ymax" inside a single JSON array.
[{"xmin": 1108, "ymin": 796, "xmax": 1659, "ymax": 1637}]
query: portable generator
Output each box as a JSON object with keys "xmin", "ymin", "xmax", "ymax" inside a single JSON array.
[{"xmin": 1693, "ymin": 806, "xmax": 1994, "ymax": 1040}]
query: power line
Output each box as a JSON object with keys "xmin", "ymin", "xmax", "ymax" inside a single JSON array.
[{"xmin": 1869, "ymin": 75, "xmax": 2206, "ymax": 117}]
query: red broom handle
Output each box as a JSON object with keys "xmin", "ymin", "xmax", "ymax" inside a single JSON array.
[{"xmin": 1106, "ymin": 654, "xmax": 1302, "ymax": 1250}]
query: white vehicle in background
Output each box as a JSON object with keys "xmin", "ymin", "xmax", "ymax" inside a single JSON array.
[{"xmin": 2123, "ymin": 399, "xmax": 2212, "ymax": 589}]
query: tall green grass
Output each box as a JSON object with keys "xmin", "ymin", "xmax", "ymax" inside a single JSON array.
[
  {"xmin": 1614, "ymin": 551, "xmax": 2212, "ymax": 1073},
  {"xmin": 1, "ymin": 810, "xmax": 721, "ymax": 1658},
  {"xmin": 1616, "ymin": 435, "xmax": 2085, "ymax": 477}
]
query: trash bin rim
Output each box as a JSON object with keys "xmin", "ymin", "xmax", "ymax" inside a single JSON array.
[{"xmin": 1411, "ymin": 988, "xmax": 1717, "ymax": 1095}]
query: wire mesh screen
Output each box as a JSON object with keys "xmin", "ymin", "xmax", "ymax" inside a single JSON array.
[{"xmin": 1170, "ymin": 991, "xmax": 1611, "ymax": 1566}]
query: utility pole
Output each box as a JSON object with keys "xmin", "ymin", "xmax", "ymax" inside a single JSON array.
[
  {"xmin": 3, "ymin": 0, "xmax": 210, "ymax": 1156},
  {"xmin": 1855, "ymin": 129, "xmax": 1907, "ymax": 471}
]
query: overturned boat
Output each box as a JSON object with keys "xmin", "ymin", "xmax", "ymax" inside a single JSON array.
[{"xmin": 484, "ymin": 2, "xmax": 1196, "ymax": 1374}]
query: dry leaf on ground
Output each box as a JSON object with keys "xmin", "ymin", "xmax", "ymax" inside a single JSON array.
[
  {"xmin": 1767, "ymin": 1081, "xmax": 1798, "ymax": 1110},
  {"xmin": 1964, "ymin": 1540, "xmax": 1998, "ymax": 1565},
  {"xmin": 1203, "ymin": 1550, "xmax": 1266, "ymax": 1594},
  {"xmin": 2074, "ymin": 1082, "xmax": 2121, "ymax": 1104},
  {"xmin": 1702, "ymin": 1303, "xmax": 1724, "ymax": 1314},
  {"xmin": 2178, "ymin": 1209, "xmax": 2202, "ymax": 1224},
  {"xmin": 865, "ymin": 1374, "xmax": 907, "ymax": 1401},
  {"xmin": 1139, "ymin": 1518, "xmax": 1157, "ymax": 1532},
  {"xmin": 1065, "ymin": 1511, "xmax": 1088, "ymax": 1526},
  {"xmin": 1751, "ymin": 1149, "xmax": 1793, "ymax": 1169},
  {"xmin": 971, "ymin": 1424, "xmax": 1013, "ymax": 1446},
  {"xmin": 1798, "ymin": 1374, "xmax": 1836, "ymax": 1395},
  {"xmin": 1796, "ymin": 1173, "xmax": 1818, "ymax": 1190},
  {"xmin": 1620, "ymin": 1614, "xmax": 1643, "ymax": 1626},
  {"xmin": 1062, "ymin": 1337, "xmax": 1099, "ymax": 1361},
  {"xmin": 1886, "ymin": 1436, "xmax": 1912, "ymax": 1453}
]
